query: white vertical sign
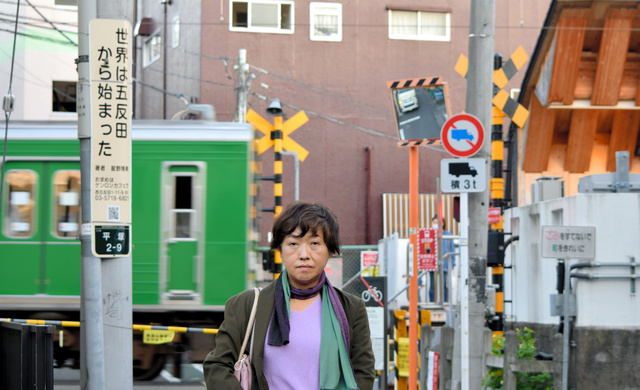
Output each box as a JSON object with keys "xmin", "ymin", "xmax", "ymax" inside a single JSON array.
[{"xmin": 89, "ymin": 19, "xmax": 132, "ymax": 257}]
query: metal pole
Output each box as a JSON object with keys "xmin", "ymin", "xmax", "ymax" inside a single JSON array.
[
  {"xmin": 280, "ymin": 150, "xmax": 299, "ymax": 201},
  {"xmin": 460, "ymin": 192, "xmax": 470, "ymax": 389},
  {"xmin": 78, "ymin": 1, "xmax": 105, "ymax": 389},
  {"xmin": 237, "ymin": 49, "xmax": 248, "ymax": 123},
  {"xmin": 562, "ymin": 258, "xmax": 570, "ymax": 390},
  {"xmin": 465, "ymin": 0, "xmax": 495, "ymax": 386},
  {"xmin": 408, "ymin": 145, "xmax": 419, "ymax": 390}
]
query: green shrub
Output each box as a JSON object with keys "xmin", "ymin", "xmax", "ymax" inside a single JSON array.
[{"xmin": 482, "ymin": 328, "xmax": 553, "ymax": 390}]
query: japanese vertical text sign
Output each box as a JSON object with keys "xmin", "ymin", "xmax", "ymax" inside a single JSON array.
[
  {"xmin": 90, "ymin": 19, "xmax": 132, "ymax": 257},
  {"xmin": 418, "ymin": 228, "xmax": 438, "ymax": 271},
  {"xmin": 541, "ymin": 226, "xmax": 595, "ymax": 259}
]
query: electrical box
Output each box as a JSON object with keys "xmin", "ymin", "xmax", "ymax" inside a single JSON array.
[{"xmin": 487, "ymin": 230, "xmax": 504, "ymax": 266}]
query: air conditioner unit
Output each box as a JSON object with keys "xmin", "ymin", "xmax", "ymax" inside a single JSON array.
[{"xmin": 531, "ymin": 176, "xmax": 563, "ymax": 203}]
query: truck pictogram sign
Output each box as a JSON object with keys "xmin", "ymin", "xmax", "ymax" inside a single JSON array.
[{"xmin": 440, "ymin": 158, "xmax": 485, "ymax": 193}]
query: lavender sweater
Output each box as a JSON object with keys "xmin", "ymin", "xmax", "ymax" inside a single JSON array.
[{"xmin": 263, "ymin": 296, "xmax": 322, "ymax": 389}]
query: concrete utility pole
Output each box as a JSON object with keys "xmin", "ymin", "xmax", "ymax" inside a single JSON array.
[
  {"xmin": 78, "ymin": 1, "xmax": 133, "ymax": 389},
  {"xmin": 237, "ymin": 48, "xmax": 249, "ymax": 123},
  {"xmin": 462, "ymin": 0, "xmax": 495, "ymax": 388}
]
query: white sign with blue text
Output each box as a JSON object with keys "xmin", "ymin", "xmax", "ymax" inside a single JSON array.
[{"xmin": 440, "ymin": 158, "xmax": 485, "ymax": 193}]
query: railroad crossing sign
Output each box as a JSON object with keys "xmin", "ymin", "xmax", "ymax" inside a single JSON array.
[
  {"xmin": 455, "ymin": 45, "xmax": 530, "ymax": 128},
  {"xmin": 440, "ymin": 158, "xmax": 486, "ymax": 193},
  {"xmin": 246, "ymin": 109, "xmax": 309, "ymax": 161},
  {"xmin": 440, "ymin": 113, "xmax": 485, "ymax": 157}
]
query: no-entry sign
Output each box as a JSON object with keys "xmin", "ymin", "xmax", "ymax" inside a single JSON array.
[{"xmin": 440, "ymin": 113, "xmax": 485, "ymax": 157}]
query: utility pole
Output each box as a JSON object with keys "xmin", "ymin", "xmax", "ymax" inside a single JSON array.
[
  {"xmin": 78, "ymin": 1, "xmax": 133, "ymax": 389},
  {"xmin": 463, "ymin": 0, "xmax": 495, "ymax": 388},
  {"xmin": 237, "ymin": 48, "xmax": 248, "ymax": 123}
]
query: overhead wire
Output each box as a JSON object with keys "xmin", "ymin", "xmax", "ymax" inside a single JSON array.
[
  {"xmin": 250, "ymin": 64, "xmax": 388, "ymax": 115},
  {"xmin": 24, "ymin": 0, "xmax": 76, "ymax": 46},
  {"xmin": 0, "ymin": 16, "xmax": 76, "ymax": 36},
  {"xmin": 250, "ymin": 90, "xmax": 395, "ymax": 141},
  {"xmin": 0, "ymin": 0, "xmax": 20, "ymax": 220},
  {"xmin": 0, "ymin": 9, "xmax": 77, "ymax": 28}
]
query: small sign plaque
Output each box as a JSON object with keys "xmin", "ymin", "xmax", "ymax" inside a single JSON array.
[{"xmin": 541, "ymin": 226, "xmax": 595, "ymax": 259}]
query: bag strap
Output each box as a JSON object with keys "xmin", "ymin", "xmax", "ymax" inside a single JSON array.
[{"xmin": 238, "ymin": 287, "xmax": 260, "ymax": 358}]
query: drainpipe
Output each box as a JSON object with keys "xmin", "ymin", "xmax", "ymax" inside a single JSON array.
[
  {"xmin": 365, "ymin": 146, "xmax": 372, "ymax": 244},
  {"xmin": 162, "ymin": 0, "xmax": 169, "ymax": 118},
  {"xmin": 280, "ymin": 151, "xmax": 299, "ymax": 201}
]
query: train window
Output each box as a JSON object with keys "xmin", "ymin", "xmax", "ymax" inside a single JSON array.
[
  {"xmin": 4, "ymin": 170, "xmax": 37, "ymax": 238},
  {"xmin": 173, "ymin": 175, "xmax": 194, "ymax": 239},
  {"xmin": 53, "ymin": 170, "xmax": 81, "ymax": 238}
]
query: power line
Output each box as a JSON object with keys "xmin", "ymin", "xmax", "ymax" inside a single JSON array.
[
  {"xmin": 0, "ymin": 16, "xmax": 77, "ymax": 37},
  {"xmin": 0, "ymin": 26, "xmax": 76, "ymax": 45},
  {"xmin": 0, "ymin": 0, "xmax": 20, "ymax": 224},
  {"xmin": 24, "ymin": 0, "xmax": 76, "ymax": 46},
  {"xmin": 249, "ymin": 64, "xmax": 387, "ymax": 115},
  {"xmin": 251, "ymin": 90, "xmax": 395, "ymax": 141},
  {"xmin": 0, "ymin": 9, "xmax": 77, "ymax": 27}
]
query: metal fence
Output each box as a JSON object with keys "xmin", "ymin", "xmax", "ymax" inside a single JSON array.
[
  {"xmin": 0, "ymin": 321, "xmax": 55, "ymax": 389},
  {"xmin": 337, "ymin": 245, "xmax": 378, "ymax": 296}
]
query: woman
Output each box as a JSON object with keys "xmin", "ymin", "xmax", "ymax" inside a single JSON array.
[{"xmin": 203, "ymin": 201, "xmax": 375, "ymax": 389}]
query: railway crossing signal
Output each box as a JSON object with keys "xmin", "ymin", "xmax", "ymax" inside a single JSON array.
[
  {"xmin": 455, "ymin": 46, "xmax": 530, "ymax": 128},
  {"xmin": 247, "ymin": 109, "xmax": 309, "ymax": 161},
  {"xmin": 246, "ymin": 106, "xmax": 309, "ymax": 279}
]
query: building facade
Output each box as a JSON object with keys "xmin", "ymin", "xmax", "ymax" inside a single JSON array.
[{"xmin": 134, "ymin": 0, "xmax": 551, "ymax": 245}]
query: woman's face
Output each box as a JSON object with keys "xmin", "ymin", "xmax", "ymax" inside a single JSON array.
[{"xmin": 281, "ymin": 227, "xmax": 331, "ymax": 289}]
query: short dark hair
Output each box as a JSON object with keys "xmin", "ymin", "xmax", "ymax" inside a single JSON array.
[
  {"xmin": 432, "ymin": 214, "xmax": 446, "ymax": 230},
  {"xmin": 270, "ymin": 201, "xmax": 341, "ymax": 256}
]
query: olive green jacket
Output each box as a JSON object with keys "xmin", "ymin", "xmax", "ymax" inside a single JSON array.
[{"xmin": 203, "ymin": 280, "xmax": 376, "ymax": 390}]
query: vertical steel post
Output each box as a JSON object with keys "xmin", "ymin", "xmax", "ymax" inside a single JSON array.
[
  {"xmin": 408, "ymin": 145, "xmax": 419, "ymax": 390},
  {"xmin": 562, "ymin": 258, "xmax": 570, "ymax": 390}
]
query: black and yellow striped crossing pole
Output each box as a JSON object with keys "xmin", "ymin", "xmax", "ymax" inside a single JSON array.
[
  {"xmin": 272, "ymin": 114, "xmax": 284, "ymax": 278},
  {"xmin": 273, "ymin": 115, "xmax": 283, "ymax": 217},
  {"xmin": 489, "ymin": 54, "xmax": 505, "ymax": 335}
]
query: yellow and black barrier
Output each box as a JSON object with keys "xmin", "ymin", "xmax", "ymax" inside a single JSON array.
[{"xmin": 1, "ymin": 318, "xmax": 218, "ymax": 346}]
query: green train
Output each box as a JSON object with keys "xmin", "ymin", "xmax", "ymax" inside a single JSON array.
[{"xmin": 0, "ymin": 120, "xmax": 258, "ymax": 379}]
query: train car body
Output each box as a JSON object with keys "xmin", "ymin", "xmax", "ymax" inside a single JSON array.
[{"xmin": 0, "ymin": 120, "xmax": 257, "ymax": 378}]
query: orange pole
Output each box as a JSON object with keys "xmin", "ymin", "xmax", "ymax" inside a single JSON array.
[{"xmin": 408, "ymin": 145, "xmax": 419, "ymax": 390}]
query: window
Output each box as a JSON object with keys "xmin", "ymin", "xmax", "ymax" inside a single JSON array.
[
  {"xmin": 143, "ymin": 33, "xmax": 162, "ymax": 68},
  {"xmin": 53, "ymin": 170, "xmax": 81, "ymax": 238},
  {"xmin": 230, "ymin": 1, "xmax": 294, "ymax": 34},
  {"xmin": 310, "ymin": 2, "xmax": 342, "ymax": 42},
  {"xmin": 4, "ymin": 170, "xmax": 37, "ymax": 238},
  {"xmin": 53, "ymin": 81, "xmax": 77, "ymax": 113},
  {"xmin": 388, "ymin": 9, "xmax": 450, "ymax": 42},
  {"xmin": 172, "ymin": 174, "xmax": 195, "ymax": 239}
]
